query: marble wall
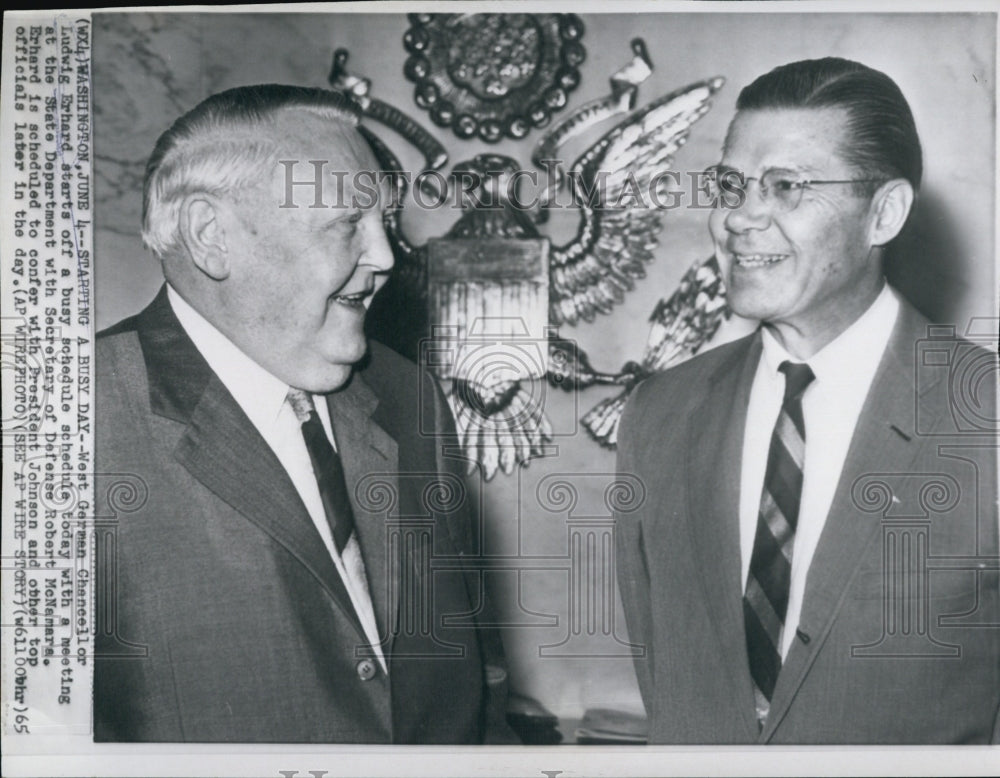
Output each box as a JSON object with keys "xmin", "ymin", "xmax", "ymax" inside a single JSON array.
[{"xmin": 93, "ymin": 11, "xmax": 996, "ymax": 720}]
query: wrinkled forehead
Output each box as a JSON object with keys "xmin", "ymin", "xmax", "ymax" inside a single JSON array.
[
  {"xmin": 268, "ymin": 109, "xmax": 377, "ymax": 172},
  {"xmin": 722, "ymin": 106, "xmax": 853, "ymax": 172},
  {"xmin": 252, "ymin": 110, "xmax": 388, "ymax": 212}
]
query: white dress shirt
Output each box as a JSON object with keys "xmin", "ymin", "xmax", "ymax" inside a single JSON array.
[
  {"xmin": 167, "ymin": 286, "xmax": 387, "ymax": 671},
  {"xmin": 739, "ymin": 282, "xmax": 900, "ymax": 658}
]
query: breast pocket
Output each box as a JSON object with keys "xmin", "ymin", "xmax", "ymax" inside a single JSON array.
[{"xmin": 851, "ymin": 567, "xmax": 980, "ymax": 609}]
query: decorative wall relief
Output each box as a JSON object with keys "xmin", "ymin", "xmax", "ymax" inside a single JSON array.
[
  {"xmin": 329, "ymin": 48, "xmax": 449, "ymax": 188},
  {"xmin": 402, "ymin": 13, "xmax": 585, "ymax": 143},
  {"xmin": 333, "ymin": 26, "xmax": 730, "ymax": 480}
]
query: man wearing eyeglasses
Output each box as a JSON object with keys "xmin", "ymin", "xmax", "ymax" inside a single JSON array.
[{"xmin": 615, "ymin": 57, "xmax": 998, "ymax": 743}]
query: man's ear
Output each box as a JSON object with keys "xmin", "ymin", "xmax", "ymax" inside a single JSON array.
[
  {"xmin": 178, "ymin": 195, "xmax": 230, "ymax": 280},
  {"xmin": 869, "ymin": 178, "xmax": 915, "ymax": 247}
]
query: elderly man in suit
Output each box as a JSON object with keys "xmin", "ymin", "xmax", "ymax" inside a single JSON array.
[
  {"xmin": 615, "ymin": 58, "xmax": 999, "ymax": 743},
  {"xmin": 94, "ymin": 84, "xmax": 511, "ymax": 743}
]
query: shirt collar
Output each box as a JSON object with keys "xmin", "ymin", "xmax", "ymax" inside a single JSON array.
[
  {"xmin": 760, "ymin": 281, "xmax": 900, "ymax": 386},
  {"xmin": 166, "ymin": 284, "xmax": 290, "ymax": 432}
]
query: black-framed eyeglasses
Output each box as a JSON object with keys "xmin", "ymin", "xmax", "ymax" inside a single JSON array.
[{"xmin": 704, "ymin": 165, "xmax": 887, "ymax": 213}]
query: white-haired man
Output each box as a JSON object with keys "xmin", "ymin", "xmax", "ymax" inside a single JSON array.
[{"xmin": 94, "ymin": 84, "xmax": 512, "ymax": 743}]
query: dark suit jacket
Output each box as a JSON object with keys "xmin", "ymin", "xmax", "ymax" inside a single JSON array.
[
  {"xmin": 94, "ymin": 288, "xmax": 512, "ymax": 743},
  {"xmin": 615, "ymin": 296, "xmax": 999, "ymax": 743}
]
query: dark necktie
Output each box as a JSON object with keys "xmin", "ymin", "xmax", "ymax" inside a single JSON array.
[
  {"xmin": 287, "ymin": 388, "xmax": 356, "ymax": 555},
  {"xmin": 744, "ymin": 360, "xmax": 814, "ymax": 726}
]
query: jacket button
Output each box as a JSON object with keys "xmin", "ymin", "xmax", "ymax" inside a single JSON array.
[
  {"xmin": 485, "ymin": 664, "xmax": 507, "ymax": 685},
  {"xmin": 356, "ymin": 659, "xmax": 378, "ymax": 681}
]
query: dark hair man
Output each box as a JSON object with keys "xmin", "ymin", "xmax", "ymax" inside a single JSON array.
[
  {"xmin": 94, "ymin": 85, "xmax": 512, "ymax": 743},
  {"xmin": 615, "ymin": 58, "xmax": 998, "ymax": 743}
]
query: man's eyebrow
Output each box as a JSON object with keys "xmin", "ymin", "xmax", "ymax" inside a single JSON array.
[
  {"xmin": 720, "ymin": 163, "xmax": 825, "ymax": 177},
  {"xmin": 771, "ymin": 163, "xmax": 824, "ymax": 175},
  {"xmin": 325, "ymin": 209, "xmax": 361, "ymax": 226}
]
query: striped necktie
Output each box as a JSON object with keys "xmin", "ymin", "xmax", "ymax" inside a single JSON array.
[
  {"xmin": 286, "ymin": 388, "xmax": 356, "ymax": 554},
  {"xmin": 744, "ymin": 360, "xmax": 814, "ymax": 726}
]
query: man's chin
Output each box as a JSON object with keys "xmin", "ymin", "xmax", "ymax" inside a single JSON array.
[
  {"xmin": 299, "ymin": 363, "xmax": 357, "ymax": 394},
  {"xmin": 288, "ymin": 340, "xmax": 369, "ymax": 393},
  {"xmin": 726, "ymin": 290, "xmax": 780, "ymax": 324}
]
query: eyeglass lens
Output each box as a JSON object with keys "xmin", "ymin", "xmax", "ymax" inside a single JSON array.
[{"xmin": 706, "ymin": 167, "xmax": 803, "ymax": 211}]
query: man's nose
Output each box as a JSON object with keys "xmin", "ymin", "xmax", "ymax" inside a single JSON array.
[
  {"xmin": 359, "ymin": 215, "xmax": 395, "ymax": 272},
  {"xmin": 723, "ymin": 180, "xmax": 772, "ymax": 233}
]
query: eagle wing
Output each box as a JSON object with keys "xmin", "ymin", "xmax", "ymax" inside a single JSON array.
[
  {"xmin": 580, "ymin": 254, "xmax": 731, "ymax": 447},
  {"xmin": 549, "ymin": 77, "xmax": 724, "ymax": 326}
]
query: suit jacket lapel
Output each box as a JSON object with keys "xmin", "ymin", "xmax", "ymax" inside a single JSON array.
[
  {"xmin": 136, "ymin": 287, "xmax": 367, "ymax": 640},
  {"xmin": 686, "ymin": 332, "xmax": 763, "ymax": 741},
  {"xmin": 326, "ymin": 372, "xmax": 399, "ymax": 654},
  {"xmin": 762, "ymin": 302, "xmax": 941, "ymax": 740}
]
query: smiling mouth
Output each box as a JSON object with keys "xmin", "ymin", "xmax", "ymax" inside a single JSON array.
[
  {"xmin": 330, "ymin": 290, "xmax": 371, "ymax": 308},
  {"xmin": 731, "ymin": 253, "xmax": 789, "ymax": 268}
]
